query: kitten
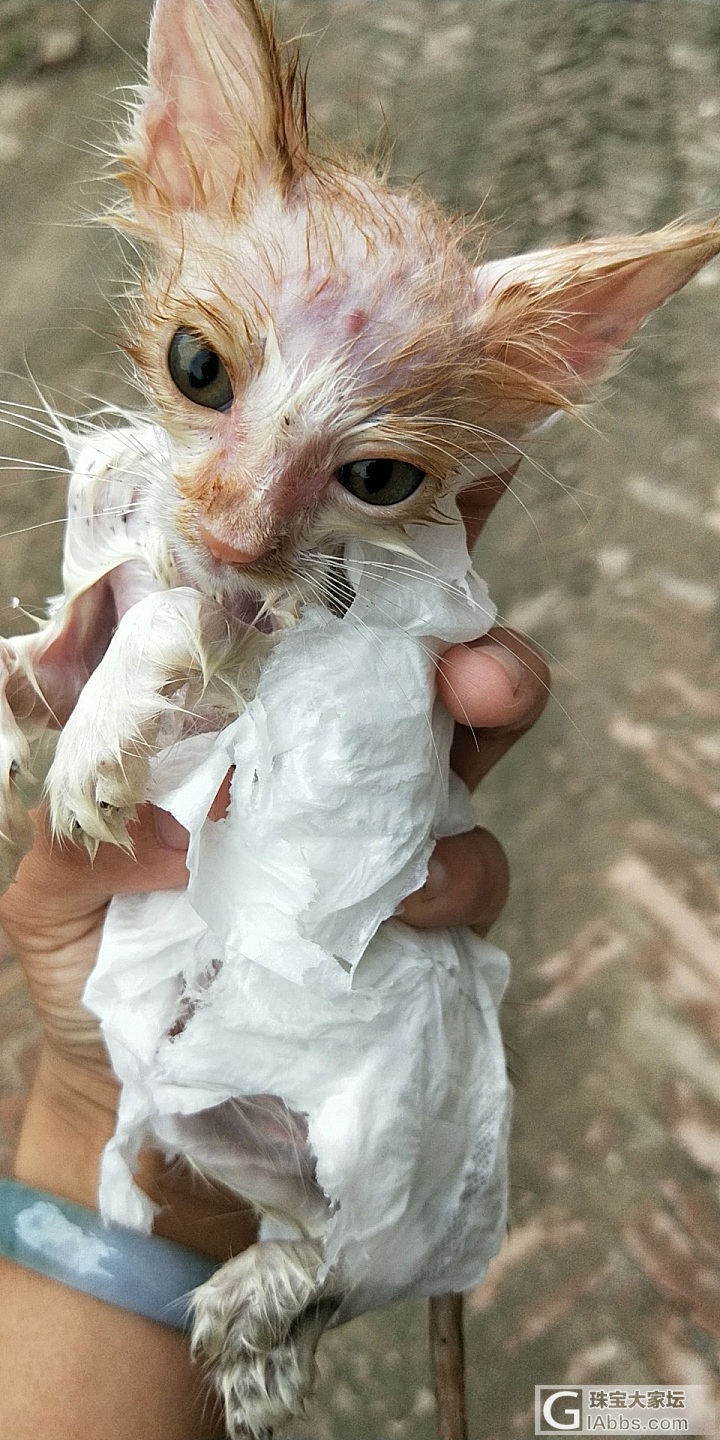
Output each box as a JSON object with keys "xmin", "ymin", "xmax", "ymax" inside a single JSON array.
[
  {"xmin": 1, "ymin": 1, "xmax": 716, "ymax": 860},
  {"xmin": 1, "ymin": 1, "xmax": 719, "ymax": 1436}
]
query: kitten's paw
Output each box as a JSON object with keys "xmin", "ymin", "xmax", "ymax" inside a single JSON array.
[
  {"xmin": 191, "ymin": 1240, "xmax": 343, "ymax": 1440},
  {"xmin": 47, "ymin": 741, "xmax": 150, "ymax": 851}
]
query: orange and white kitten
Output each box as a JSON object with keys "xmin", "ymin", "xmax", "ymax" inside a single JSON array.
[
  {"xmin": 0, "ymin": 1, "xmax": 717, "ymax": 1436},
  {"xmin": 0, "ymin": 0, "xmax": 715, "ymax": 861}
]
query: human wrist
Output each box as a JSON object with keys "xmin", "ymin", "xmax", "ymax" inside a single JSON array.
[
  {"xmin": 135, "ymin": 1149, "xmax": 258, "ymax": 1260},
  {"xmin": 14, "ymin": 1044, "xmax": 257, "ymax": 1260},
  {"xmin": 13, "ymin": 1044, "xmax": 118, "ymax": 1211}
]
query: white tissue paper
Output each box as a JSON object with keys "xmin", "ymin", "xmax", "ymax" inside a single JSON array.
[{"xmin": 84, "ymin": 498, "xmax": 512, "ymax": 1316}]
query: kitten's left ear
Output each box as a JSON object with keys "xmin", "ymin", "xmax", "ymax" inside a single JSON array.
[
  {"xmin": 118, "ymin": 0, "xmax": 307, "ymax": 229},
  {"xmin": 472, "ymin": 225, "xmax": 720, "ymax": 428}
]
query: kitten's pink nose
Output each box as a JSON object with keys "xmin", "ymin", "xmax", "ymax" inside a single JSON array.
[{"xmin": 199, "ymin": 525, "xmax": 271, "ymax": 565}]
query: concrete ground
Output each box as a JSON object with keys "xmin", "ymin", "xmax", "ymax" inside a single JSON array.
[{"xmin": 0, "ymin": 2, "xmax": 720, "ymax": 1436}]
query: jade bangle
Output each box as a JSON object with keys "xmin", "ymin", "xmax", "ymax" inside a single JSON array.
[{"xmin": 0, "ymin": 1177, "xmax": 217, "ymax": 1330}]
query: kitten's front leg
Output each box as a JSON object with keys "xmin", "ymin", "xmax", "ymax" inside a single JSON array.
[{"xmin": 47, "ymin": 586, "xmax": 263, "ymax": 849}]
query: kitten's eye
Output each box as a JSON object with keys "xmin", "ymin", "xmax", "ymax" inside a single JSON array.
[
  {"xmin": 337, "ymin": 458, "xmax": 426, "ymax": 506},
  {"xmin": 167, "ymin": 329, "xmax": 233, "ymax": 411}
]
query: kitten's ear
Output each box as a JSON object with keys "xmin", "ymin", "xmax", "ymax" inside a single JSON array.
[
  {"xmin": 119, "ymin": 0, "xmax": 306, "ymax": 227},
  {"xmin": 473, "ymin": 226, "xmax": 720, "ymax": 429}
]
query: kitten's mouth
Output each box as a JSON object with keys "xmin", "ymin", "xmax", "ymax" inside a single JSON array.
[
  {"xmin": 229, "ymin": 590, "xmax": 275, "ymax": 633},
  {"xmin": 177, "ymin": 534, "xmax": 351, "ymax": 628},
  {"xmin": 173, "ymin": 546, "xmax": 277, "ymax": 624}
]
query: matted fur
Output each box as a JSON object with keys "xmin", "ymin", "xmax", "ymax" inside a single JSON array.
[{"xmin": 191, "ymin": 1240, "xmax": 344, "ymax": 1440}]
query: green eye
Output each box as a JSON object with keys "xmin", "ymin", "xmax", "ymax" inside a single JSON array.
[
  {"xmin": 167, "ymin": 329, "xmax": 233, "ymax": 410},
  {"xmin": 337, "ymin": 458, "xmax": 426, "ymax": 506}
]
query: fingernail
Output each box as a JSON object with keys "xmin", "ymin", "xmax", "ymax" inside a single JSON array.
[
  {"xmin": 153, "ymin": 808, "xmax": 189, "ymax": 850},
  {"xmin": 478, "ymin": 641, "xmax": 525, "ymax": 694},
  {"xmin": 397, "ymin": 853, "xmax": 447, "ymax": 916}
]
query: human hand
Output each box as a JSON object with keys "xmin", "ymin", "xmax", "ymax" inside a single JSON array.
[
  {"xmin": 0, "ymin": 800, "xmax": 255, "ymax": 1256},
  {"xmin": 0, "ymin": 804, "xmax": 232, "ymax": 1439}
]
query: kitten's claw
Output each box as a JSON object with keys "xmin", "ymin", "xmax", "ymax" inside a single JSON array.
[
  {"xmin": 68, "ymin": 819, "xmax": 100, "ymax": 860},
  {"xmin": 47, "ymin": 744, "xmax": 149, "ymax": 851}
]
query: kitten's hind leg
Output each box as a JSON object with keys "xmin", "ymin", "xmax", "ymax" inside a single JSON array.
[{"xmin": 191, "ymin": 1239, "xmax": 344, "ymax": 1440}]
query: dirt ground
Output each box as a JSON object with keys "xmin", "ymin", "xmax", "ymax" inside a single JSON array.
[{"xmin": 1, "ymin": 2, "xmax": 720, "ymax": 1437}]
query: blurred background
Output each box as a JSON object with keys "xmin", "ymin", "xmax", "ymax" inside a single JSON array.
[{"xmin": 1, "ymin": 2, "xmax": 720, "ymax": 1436}]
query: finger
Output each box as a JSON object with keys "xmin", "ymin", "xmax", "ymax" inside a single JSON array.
[
  {"xmin": 457, "ymin": 463, "xmax": 520, "ymax": 547},
  {"xmin": 438, "ymin": 626, "xmax": 550, "ymax": 730},
  {"xmin": 145, "ymin": 765, "xmax": 234, "ymax": 853},
  {"xmin": 33, "ymin": 765, "xmax": 237, "ymax": 909},
  {"xmin": 4, "ymin": 806, "xmax": 192, "ymax": 923},
  {"xmin": 437, "ymin": 627, "xmax": 551, "ymax": 791},
  {"xmin": 397, "ymin": 829, "xmax": 509, "ymax": 935},
  {"xmin": 96, "ymin": 805, "xmax": 192, "ymax": 896},
  {"xmin": 208, "ymin": 768, "xmax": 233, "ymax": 821}
]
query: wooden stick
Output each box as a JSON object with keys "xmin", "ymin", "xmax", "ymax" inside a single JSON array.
[{"xmin": 428, "ymin": 1293, "xmax": 468, "ymax": 1440}]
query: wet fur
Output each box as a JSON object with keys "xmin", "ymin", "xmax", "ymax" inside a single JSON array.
[
  {"xmin": 191, "ymin": 1241, "xmax": 344, "ymax": 1438},
  {"xmin": 0, "ymin": 2, "xmax": 719, "ymax": 1436}
]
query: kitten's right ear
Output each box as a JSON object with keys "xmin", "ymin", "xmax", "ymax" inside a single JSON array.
[
  {"xmin": 118, "ymin": 0, "xmax": 307, "ymax": 229},
  {"xmin": 471, "ymin": 225, "xmax": 720, "ymax": 431}
]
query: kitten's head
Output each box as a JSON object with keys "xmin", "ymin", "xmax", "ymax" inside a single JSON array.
[{"xmin": 116, "ymin": 0, "xmax": 720, "ymax": 608}]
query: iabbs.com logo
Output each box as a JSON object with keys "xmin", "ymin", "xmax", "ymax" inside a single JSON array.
[{"xmin": 535, "ymin": 1384, "xmax": 713, "ymax": 1436}]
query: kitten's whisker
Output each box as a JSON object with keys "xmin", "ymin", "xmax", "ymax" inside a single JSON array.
[
  {"xmin": 300, "ymin": 552, "xmax": 587, "ymax": 746},
  {"xmin": 69, "ymin": 0, "xmax": 143, "ymax": 71},
  {"xmin": 0, "ymin": 413, "xmax": 73, "ymax": 446},
  {"xmin": 0, "ymin": 502, "xmax": 144, "ymax": 547},
  {"xmin": 484, "ymin": 601, "xmax": 582, "ymax": 688},
  {"xmin": 339, "ymin": 551, "xmax": 570, "ymax": 699},
  {"xmin": 302, "ymin": 548, "xmax": 483, "ymax": 609},
  {"xmin": 302, "ymin": 553, "xmax": 470, "ymax": 618},
  {"xmin": 426, "ymin": 418, "xmax": 595, "ymax": 521},
  {"xmin": 0, "ymin": 459, "xmax": 70, "ymax": 474},
  {"xmin": 0, "ymin": 516, "xmax": 81, "ymax": 541},
  {"xmin": 391, "ymin": 412, "xmax": 563, "ymax": 485},
  {"xmin": 0, "ymin": 396, "xmax": 76, "ymax": 420}
]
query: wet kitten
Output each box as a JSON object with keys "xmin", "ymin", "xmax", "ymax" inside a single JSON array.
[
  {"xmin": 0, "ymin": 1, "xmax": 718, "ymax": 1436},
  {"xmin": 0, "ymin": 0, "xmax": 715, "ymax": 861}
]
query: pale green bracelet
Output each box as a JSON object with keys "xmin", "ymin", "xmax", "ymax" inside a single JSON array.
[{"xmin": 0, "ymin": 1177, "xmax": 217, "ymax": 1330}]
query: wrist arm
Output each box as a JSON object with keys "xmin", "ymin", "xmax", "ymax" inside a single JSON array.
[
  {"xmin": 0, "ymin": 1256, "xmax": 226, "ymax": 1440},
  {"xmin": 1, "ymin": 1044, "xmax": 254, "ymax": 1440},
  {"xmin": 13, "ymin": 1045, "xmax": 118, "ymax": 1210},
  {"xmin": 14, "ymin": 1043, "xmax": 257, "ymax": 1259},
  {"xmin": 4, "ymin": 1059, "xmax": 221, "ymax": 1440}
]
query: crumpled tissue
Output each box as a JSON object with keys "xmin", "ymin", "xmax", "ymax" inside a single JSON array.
[{"xmin": 84, "ymin": 499, "xmax": 512, "ymax": 1316}]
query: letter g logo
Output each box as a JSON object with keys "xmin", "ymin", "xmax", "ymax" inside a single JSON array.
[{"xmin": 540, "ymin": 1389, "xmax": 582, "ymax": 1431}]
